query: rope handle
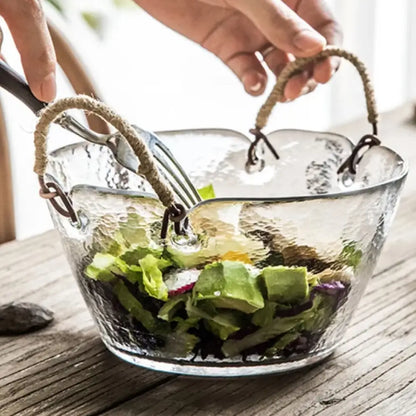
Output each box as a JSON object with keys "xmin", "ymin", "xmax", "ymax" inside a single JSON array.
[
  {"xmin": 34, "ymin": 95, "xmax": 176, "ymax": 212},
  {"xmin": 255, "ymin": 46, "xmax": 378, "ymax": 134}
]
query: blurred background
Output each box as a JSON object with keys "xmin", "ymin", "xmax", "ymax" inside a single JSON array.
[{"xmin": 0, "ymin": 0, "xmax": 415, "ymax": 239}]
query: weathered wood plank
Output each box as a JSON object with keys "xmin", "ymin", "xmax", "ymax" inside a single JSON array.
[{"xmin": 0, "ymin": 98, "xmax": 15, "ymax": 244}]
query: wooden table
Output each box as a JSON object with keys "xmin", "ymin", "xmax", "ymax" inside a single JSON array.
[{"xmin": 1, "ymin": 106, "xmax": 416, "ymax": 416}]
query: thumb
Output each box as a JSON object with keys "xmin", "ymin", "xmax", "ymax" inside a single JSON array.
[{"xmin": 228, "ymin": 0, "xmax": 326, "ymax": 57}]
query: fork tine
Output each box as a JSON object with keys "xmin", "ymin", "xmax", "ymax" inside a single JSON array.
[
  {"xmin": 112, "ymin": 142, "xmax": 193, "ymax": 208},
  {"xmin": 152, "ymin": 139, "xmax": 202, "ymax": 204},
  {"xmin": 154, "ymin": 153, "xmax": 196, "ymax": 208}
]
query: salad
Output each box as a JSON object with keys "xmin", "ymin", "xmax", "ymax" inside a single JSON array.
[{"xmin": 84, "ymin": 227, "xmax": 358, "ymax": 361}]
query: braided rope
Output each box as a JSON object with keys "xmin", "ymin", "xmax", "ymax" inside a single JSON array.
[
  {"xmin": 34, "ymin": 95, "xmax": 175, "ymax": 208},
  {"xmin": 255, "ymin": 46, "xmax": 378, "ymax": 130}
]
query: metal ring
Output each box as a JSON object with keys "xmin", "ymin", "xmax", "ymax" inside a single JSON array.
[
  {"xmin": 337, "ymin": 134, "xmax": 381, "ymax": 175},
  {"xmin": 160, "ymin": 203, "xmax": 188, "ymax": 239},
  {"xmin": 247, "ymin": 128, "xmax": 280, "ymax": 167},
  {"xmin": 168, "ymin": 203, "xmax": 187, "ymax": 222},
  {"xmin": 38, "ymin": 176, "xmax": 78, "ymax": 223}
]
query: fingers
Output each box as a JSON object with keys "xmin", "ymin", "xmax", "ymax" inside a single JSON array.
[
  {"xmin": 261, "ymin": 46, "xmax": 290, "ymax": 78},
  {"xmin": 228, "ymin": 0, "xmax": 326, "ymax": 57},
  {"xmin": 226, "ymin": 52, "xmax": 268, "ymax": 95},
  {"xmin": 312, "ymin": 19, "xmax": 343, "ymax": 84},
  {"xmin": 284, "ymin": 2, "xmax": 343, "ymax": 99},
  {"xmin": 284, "ymin": 70, "xmax": 308, "ymax": 100},
  {"xmin": 0, "ymin": 1, "xmax": 57, "ymax": 101},
  {"xmin": 261, "ymin": 46, "xmax": 289, "ymax": 101}
]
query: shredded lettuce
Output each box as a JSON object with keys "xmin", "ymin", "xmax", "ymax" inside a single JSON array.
[
  {"xmin": 120, "ymin": 246, "xmax": 164, "ymax": 266},
  {"xmin": 158, "ymin": 294, "xmax": 188, "ymax": 321},
  {"xmin": 85, "ymin": 214, "xmax": 354, "ymax": 360},
  {"xmin": 186, "ymin": 297, "xmax": 242, "ymax": 340},
  {"xmin": 139, "ymin": 254, "xmax": 169, "ymax": 301},
  {"xmin": 251, "ymin": 301, "xmax": 277, "ymax": 327},
  {"xmin": 163, "ymin": 331, "xmax": 200, "ymax": 357},
  {"xmin": 339, "ymin": 242, "xmax": 362, "ymax": 270},
  {"xmin": 222, "ymin": 294, "xmax": 333, "ymax": 357},
  {"xmin": 113, "ymin": 280, "xmax": 159, "ymax": 332},
  {"xmin": 264, "ymin": 331, "xmax": 300, "ymax": 357},
  {"xmin": 85, "ymin": 253, "xmax": 128, "ymax": 282}
]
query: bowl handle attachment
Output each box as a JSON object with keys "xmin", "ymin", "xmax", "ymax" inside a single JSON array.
[
  {"xmin": 33, "ymin": 95, "xmax": 186, "ymax": 236},
  {"xmin": 249, "ymin": 46, "xmax": 380, "ymax": 174}
]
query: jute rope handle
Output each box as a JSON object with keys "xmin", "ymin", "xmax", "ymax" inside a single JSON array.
[
  {"xmin": 34, "ymin": 95, "xmax": 176, "ymax": 209},
  {"xmin": 255, "ymin": 46, "xmax": 379, "ymax": 134}
]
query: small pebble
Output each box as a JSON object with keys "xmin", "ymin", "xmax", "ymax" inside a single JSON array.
[{"xmin": 0, "ymin": 302, "xmax": 54, "ymax": 335}]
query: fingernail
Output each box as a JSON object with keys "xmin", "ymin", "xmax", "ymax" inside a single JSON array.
[
  {"xmin": 243, "ymin": 71, "xmax": 265, "ymax": 95},
  {"xmin": 293, "ymin": 30, "xmax": 326, "ymax": 52},
  {"xmin": 250, "ymin": 81, "xmax": 262, "ymax": 93},
  {"xmin": 300, "ymin": 85, "xmax": 310, "ymax": 96},
  {"xmin": 40, "ymin": 72, "xmax": 56, "ymax": 102}
]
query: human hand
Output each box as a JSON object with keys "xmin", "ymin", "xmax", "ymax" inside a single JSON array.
[
  {"xmin": 136, "ymin": 0, "xmax": 342, "ymax": 99},
  {"xmin": 0, "ymin": 1, "xmax": 56, "ymax": 102}
]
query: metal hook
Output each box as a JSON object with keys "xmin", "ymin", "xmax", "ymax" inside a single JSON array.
[
  {"xmin": 337, "ymin": 134, "xmax": 381, "ymax": 175},
  {"xmin": 247, "ymin": 128, "xmax": 280, "ymax": 167},
  {"xmin": 38, "ymin": 176, "xmax": 78, "ymax": 224},
  {"xmin": 160, "ymin": 203, "xmax": 188, "ymax": 239}
]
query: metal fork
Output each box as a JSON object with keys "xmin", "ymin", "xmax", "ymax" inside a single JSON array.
[{"xmin": 0, "ymin": 60, "xmax": 201, "ymax": 209}]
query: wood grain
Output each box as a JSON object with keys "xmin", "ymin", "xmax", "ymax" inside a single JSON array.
[
  {"xmin": 0, "ymin": 98, "xmax": 15, "ymax": 244},
  {"xmin": 1, "ymin": 104, "xmax": 416, "ymax": 415}
]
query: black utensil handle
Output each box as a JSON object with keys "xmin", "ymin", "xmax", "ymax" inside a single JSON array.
[{"xmin": 0, "ymin": 60, "xmax": 47, "ymax": 114}]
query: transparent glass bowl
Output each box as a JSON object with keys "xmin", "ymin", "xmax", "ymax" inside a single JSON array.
[{"xmin": 47, "ymin": 128, "xmax": 407, "ymax": 376}]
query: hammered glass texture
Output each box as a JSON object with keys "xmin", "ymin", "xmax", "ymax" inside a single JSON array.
[{"xmin": 47, "ymin": 129, "xmax": 407, "ymax": 376}]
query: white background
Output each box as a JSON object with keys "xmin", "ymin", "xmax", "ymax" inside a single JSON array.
[{"xmin": 1, "ymin": 0, "xmax": 415, "ymax": 239}]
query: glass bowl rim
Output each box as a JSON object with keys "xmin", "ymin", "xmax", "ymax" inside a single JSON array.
[{"xmin": 49, "ymin": 127, "xmax": 409, "ymax": 209}]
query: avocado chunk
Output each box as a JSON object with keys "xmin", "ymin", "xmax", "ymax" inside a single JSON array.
[
  {"xmin": 193, "ymin": 261, "xmax": 264, "ymax": 313},
  {"xmin": 261, "ymin": 266, "xmax": 309, "ymax": 305}
]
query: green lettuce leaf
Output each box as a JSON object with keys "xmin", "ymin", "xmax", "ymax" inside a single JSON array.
[
  {"xmin": 303, "ymin": 294, "xmax": 335, "ymax": 332},
  {"xmin": 158, "ymin": 294, "xmax": 188, "ymax": 321},
  {"xmin": 163, "ymin": 331, "xmax": 200, "ymax": 357},
  {"xmin": 192, "ymin": 261, "xmax": 264, "ymax": 314},
  {"xmin": 222, "ymin": 313, "xmax": 301, "ymax": 357},
  {"xmin": 251, "ymin": 301, "xmax": 277, "ymax": 327},
  {"xmin": 139, "ymin": 254, "xmax": 169, "ymax": 301},
  {"xmin": 339, "ymin": 242, "xmax": 362, "ymax": 270},
  {"xmin": 113, "ymin": 280, "xmax": 159, "ymax": 332},
  {"xmin": 197, "ymin": 184, "xmax": 216, "ymax": 200},
  {"xmin": 186, "ymin": 298, "xmax": 242, "ymax": 340},
  {"xmin": 264, "ymin": 331, "xmax": 300, "ymax": 357},
  {"xmin": 85, "ymin": 253, "xmax": 128, "ymax": 282},
  {"xmin": 222, "ymin": 294, "xmax": 331, "ymax": 357},
  {"xmin": 173, "ymin": 316, "xmax": 200, "ymax": 333},
  {"xmin": 120, "ymin": 246, "xmax": 163, "ymax": 266},
  {"xmin": 204, "ymin": 311, "xmax": 242, "ymax": 341}
]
